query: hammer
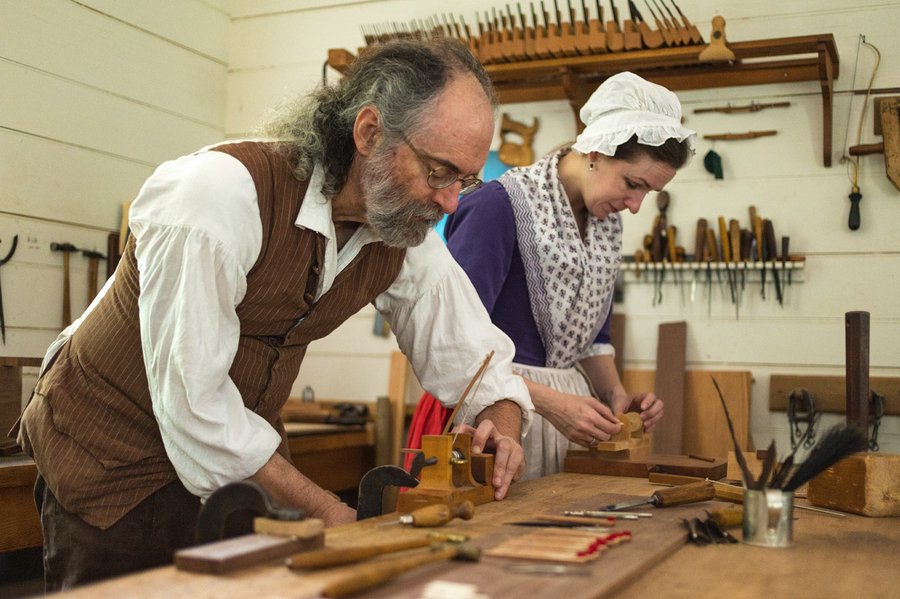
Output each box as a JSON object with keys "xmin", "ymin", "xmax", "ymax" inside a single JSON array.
[
  {"xmin": 81, "ymin": 249, "xmax": 107, "ymax": 304},
  {"xmin": 50, "ymin": 242, "xmax": 78, "ymax": 327}
]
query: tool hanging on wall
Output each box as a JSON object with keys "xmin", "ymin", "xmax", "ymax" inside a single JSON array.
[
  {"xmin": 787, "ymin": 388, "xmax": 818, "ymax": 450},
  {"xmin": 697, "ymin": 15, "xmax": 734, "ymax": 62},
  {"xmin": 356, "ymin": 0, "xmax": 706, "ymax": 63},
  {"xmin": 498, "ymin": 113, "xmax": 539, "ymax": 166},
  {"xmin": 50, "ymin": 242, "xmax": 79, "ymax": 328},
  {"xmin": 703, "ymin": 130, "xmax": 778, "ymax": 141},
  {"xmin": 694, "ymin": 101, "xmax": 790, "ymax": 115},
  {"xmin": 840, "ymin": 35, "xmax": 882, "ymax": 231},
  {"xmin": 81, "ymin": 249, "xmax": 107, "ymax": 304},
  {"xmin": 0, "ymin": 235, "xmax": 18, "ymax": 344}
]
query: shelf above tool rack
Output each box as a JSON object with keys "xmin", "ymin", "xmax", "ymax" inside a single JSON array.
[{"xmin": 328, "ymin": 33, "xmax": 839, "ymax": 166}]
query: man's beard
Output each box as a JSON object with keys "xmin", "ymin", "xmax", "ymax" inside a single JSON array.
[{"xmin": 363, "ymin": 142, "xmax": 445, "ymax": 248}]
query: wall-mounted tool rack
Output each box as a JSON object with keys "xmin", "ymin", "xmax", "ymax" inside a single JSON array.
[
  {"xmin": 619, "ymin": 260, "xmax": 805, "ymax": 280},
  {"xmin": 328, "ymin": 34, "xmax": 839, "ymax": 166}
]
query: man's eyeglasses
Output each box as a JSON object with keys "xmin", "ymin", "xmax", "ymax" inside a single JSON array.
[{"xmin": 397, "ymin": 132, "xmax": 483, "ymax": 195}]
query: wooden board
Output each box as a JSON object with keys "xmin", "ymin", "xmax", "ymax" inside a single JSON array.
[
  {"xmin": 681, "ymin": 371, "xmax": 753, "ymax": 458},
  {"xmin": 881, "ymin": 96, "xmax": 900, "ymax": 190},
  {"xmin": 769, "ymin": 374, "xmax": 900, "ymax": 415},
  {"xmin": 623, "ymin": 369, "xmax": 754, "ymax": 459},
  {"xmin": 651, "ymin": 322, "xmax": 686, "ymax": 454},
  {"xmin": 564, "ymin": 451, "xmax": 727, "ymax": 480}
]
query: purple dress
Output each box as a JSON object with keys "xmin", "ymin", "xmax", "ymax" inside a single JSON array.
[{"xmin": 445, "ymin": 180, "xmax": 613, "ymax": 367}]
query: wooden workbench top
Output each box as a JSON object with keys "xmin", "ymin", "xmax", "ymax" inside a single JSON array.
[{"xmin": 54, "ymin": 472, "xmax": 900, "ymax": 598}]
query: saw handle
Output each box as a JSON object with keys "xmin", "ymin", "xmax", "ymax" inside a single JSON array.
[{"xmin": 651, "ymin": 480, "xmax": 715, "ymax": 507}]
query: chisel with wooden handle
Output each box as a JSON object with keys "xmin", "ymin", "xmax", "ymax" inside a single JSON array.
[
  {"xmin": 601, "ymin": 480, "xmax": 715, "ymax": 511},
  {"xmin": 692, "ymin": 218, "xmax": 707, "ymax": 303},
  {"xmin": 287, "ymin": 531, "xmax": 466, "ymax": 570},
  {"xmin": 321, "ymin": 544, "xmax": 480, "ymax": 598}
]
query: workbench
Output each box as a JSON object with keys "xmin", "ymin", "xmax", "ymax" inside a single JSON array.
[
  {"xmin": 53, "ymin": 473, "xmax": 899, "ymax": 598},
  {"xmin": 0, "ymin": 422, "xmax": 375, "ymax": 554}
]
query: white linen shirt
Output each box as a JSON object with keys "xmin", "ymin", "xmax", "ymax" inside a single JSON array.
[{"xmin": 39, "ymin": 146, "xmax": 533, "ymax": 499}]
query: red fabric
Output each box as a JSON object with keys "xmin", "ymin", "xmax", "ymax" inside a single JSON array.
[{"xmin": 403, "ymin": 392, "xmax": 451, "ymax": 473}]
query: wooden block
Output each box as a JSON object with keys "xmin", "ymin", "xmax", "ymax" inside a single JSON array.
[
  {"xmin": 174, "ymin": 530, "xmax": 324, "ymax": 574},
  {"xmin": 807, "ymin": 453, "xmax": 900, "ymax": 517},
  {"xmin": 564, "ymin": 450, "xmax": 726, "ymax": 480},
  {"xmin": 253, "ymin": 517, "xmax": 323, "ymax": 538}
]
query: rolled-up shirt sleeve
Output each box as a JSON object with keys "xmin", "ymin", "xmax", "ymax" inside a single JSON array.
[
  {"xmin": 374, "ymin": 231, "xmax": 534, "ymax": 435},
  {"xmin": 130, "ymin": 150, "xmax": 281, "ymax": 498}
]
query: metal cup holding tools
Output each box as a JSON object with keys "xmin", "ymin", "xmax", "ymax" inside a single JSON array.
[{"xmin": 743, "ymin": 489, "xmax": 794, "ymax": 547}]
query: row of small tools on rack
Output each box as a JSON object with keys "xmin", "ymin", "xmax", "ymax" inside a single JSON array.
[
  {"xmin": 360, "ymin": 0, "xmax": 705, "ymax": 63},
  {"xmin": 626, "ymin": 196, "xmax": 804, "ymax": 315}
]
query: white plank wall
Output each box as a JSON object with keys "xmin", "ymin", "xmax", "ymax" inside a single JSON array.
[
  {"xmin": 1, "ymin": 0, "xmax": 897, "ymax": 455},
  {"xmin": 0, "ymin": 0, "xmax": 229, "ymax": 404}
]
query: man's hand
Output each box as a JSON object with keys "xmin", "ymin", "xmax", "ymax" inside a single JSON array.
[
  {"xmin": 249, "ymin": 451, "xmax": 357, "ymax": 527},
  {"xmin": 453, "ymin": 420, "xmax": 525, "ymax": 501},
  {"xmin": 537, "ymin": 390, "xmax": 623, "ymax": 448},
  {"xmin": 318, "ymin": 501, "xmax": 357, "ymax": 527},
  {"xmin": 466, "ymin": 399, "xmax": 526, "ymax": 500}
]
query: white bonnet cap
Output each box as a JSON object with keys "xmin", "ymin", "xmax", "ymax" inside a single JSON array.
[{"xmin": 572, "ymin": 72, "xmax": 696, "ymax": 157}]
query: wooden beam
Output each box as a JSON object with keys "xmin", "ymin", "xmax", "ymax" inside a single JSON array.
[
  {"xmin": 845, "ymin": 311, "xmax": 870, "ymax": 440},
  {"xmin": 769, "ymin": 374, "xmax": 900, "ymax": 415}
]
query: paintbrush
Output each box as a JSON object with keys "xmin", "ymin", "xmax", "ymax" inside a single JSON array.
[
  {"xmin": 770, "ymin": 412, "xmax": 818, "ymax": 489},
  {"xmin": 781, "ymin": 424, "xmax": 867, "ymax": 492},
  {"xmin": 711, "ymin": 376, "xmax": 754, "ymax": 488}
]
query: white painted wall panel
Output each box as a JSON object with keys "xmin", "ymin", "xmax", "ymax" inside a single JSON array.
[
  {"xmin": 78, "ymin": 0, "xmax": 230, "ymax": 61},
  {"xmin": 1, "ymin": 62, "xmax": 222, "ymax": 167},
  {"xmin": 0, "ymin": 0, "xmax": 228, "ymax": 360},
  {"xmin": 2, "ymin": 1, "xmax": 227, "ymax": 126},
  {"xmin": 0, "ymin": 131, "xmax": 152, "ymax": 229}
]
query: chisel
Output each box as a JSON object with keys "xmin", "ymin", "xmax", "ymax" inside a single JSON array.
[{"xmin": 601, "ymin": 480, "xmax": 714, "ymax": 511}]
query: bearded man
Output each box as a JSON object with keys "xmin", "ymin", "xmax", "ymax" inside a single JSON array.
[{"xmin": 13, "ymin": 38, "xmax": 532, "ymax": 590}]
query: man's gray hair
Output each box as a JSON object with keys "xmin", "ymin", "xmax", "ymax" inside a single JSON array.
[{"xmin": 262, "ymin": 39, "xmax": 497, "ymax": 196}]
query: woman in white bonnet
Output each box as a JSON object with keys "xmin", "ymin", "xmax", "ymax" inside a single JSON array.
[{"xmin": 408, "ymin": 71, "xmax": 696, "ymax": 479}]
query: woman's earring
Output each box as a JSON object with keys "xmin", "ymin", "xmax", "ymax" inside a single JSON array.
[{"xmin": 589, "ymin": 162, "xmax": 595, "ymax": 171}]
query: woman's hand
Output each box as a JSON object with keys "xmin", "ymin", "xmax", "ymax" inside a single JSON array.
[
  {"xmin": 611, "ymin": 391, "xmax": 664, "ymax": 432},
  {"xmin": 535, "ymin": 390, "xmax": 624, "ymax": 448}
]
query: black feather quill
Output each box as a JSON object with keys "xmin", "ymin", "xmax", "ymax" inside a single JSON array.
[
  {"xmin": 755, "ymin": 440, "xmax": 777, "ymax": 490},
  {"xmin": 711, "ymin": 376, "xmax": 754, "ymax": 487},
  {"xmin": 782, "ymin": 424, "xmax": 868, "ymax": 492}
]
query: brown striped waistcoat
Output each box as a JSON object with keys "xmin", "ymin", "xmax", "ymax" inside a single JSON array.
[{"xmin": 15, "ymin": 142, "xmax": 406, "ymax": 529}]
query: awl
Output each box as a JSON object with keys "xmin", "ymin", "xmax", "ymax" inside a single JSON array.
[{"xmin": 601, "ymin": 481, "xmax": 715, "ymax": 511}]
